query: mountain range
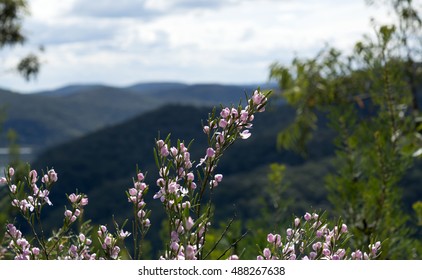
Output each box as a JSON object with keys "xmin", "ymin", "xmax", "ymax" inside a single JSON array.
[{"xmin": 0, "ymin": 82, "xmax": 276, "ymax": 150}]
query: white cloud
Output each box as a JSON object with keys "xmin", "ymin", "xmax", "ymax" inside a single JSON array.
[{"xmin": 0, "ymin": 0, "xmax": 393, "ymax": 93}]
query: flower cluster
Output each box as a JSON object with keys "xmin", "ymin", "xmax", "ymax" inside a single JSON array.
[
  {"xmin": 153, "ymin": 139, "xmax": 204, "ymax": 259},
  {"xmin": 5, "ymin": 224, "xmax": 40, "ymax": 260},
  {"xmin": 257, "ymin": 212, "xmax": 382, "ymax": 260},
  {"xmin": 97, "ymin": 225, "xmax": 122, "ymax": 260},
  {"xmin": 128, "ymin": 171, "xmax": 150, "ymax": 228},
  {"xmin": 8, "ymin": 168, "xmax": 57, "ymax": 215},
  {"xmin": 64, "ymin": 233, "xmax": 95, "ymax": 260},
  {"xmin": 152, "ymin": 90, "xmax": 269, "ymax": 260},
  {"xmin": 64, "ymin": 192, "xmax": 89, "ymax": 225}
]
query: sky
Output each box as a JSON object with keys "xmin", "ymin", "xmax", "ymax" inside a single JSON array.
[{"xmin": 0, "ymin": 0, "xmax": 393, "ymax": 93}]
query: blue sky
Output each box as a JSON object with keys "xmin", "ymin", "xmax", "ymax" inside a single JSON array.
[{"xmin": 0, "ymin": 0, "xmax": 392, "ymax": 93}]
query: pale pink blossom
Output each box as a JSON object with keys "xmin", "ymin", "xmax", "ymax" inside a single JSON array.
[
  {"xmin": 239, "ymin": 130, "xmax": 251, "ymax": 139},
  {"xmin": 228, "ymin": 255, "xmax": 239, "ymax": 260},
  {"xmin": 206, "ymin": 147, "xmax": 215, "ymax": 158},
  {"xmin": 80, "ymin": 197, "xmax": 88, "ymax": 206},
  {"xmin": 64, "ymin": 210, "xmax": 72, "ymax": 218},
  {"xmin": 185, "ymin": 217, "xmax": 194, "ymax": 230},
  {"xmin": 137, "ymin": 172, "xmax": 145, "ymax": 181},
  {"xmin": 48, "ymin": 169, "xmax": 58, "ymax": 182},
  {"xmin": 219, "ymin": 119, "xmax": 228, "ymax": 128},
  {"xmin": 263, "ymin": 248, "xmax": 271, "ymax": 259},
  {"xmin": 214, "ymin": 174, "xmax": 223, "ymax": 183},
  {"xmin": 304, "ymin": 212, "xmax": 311, "ymax": 221},
  {"xmin": 9, "ymin": 167, "xmax": 15, "ymax": 177},
  {"xmin": 9, "ymin": 184, "xmax": 17, "ymax": 194},
  {"xmin": 220, "ymin": 107, "xmax": 230, "ymax": 118}
]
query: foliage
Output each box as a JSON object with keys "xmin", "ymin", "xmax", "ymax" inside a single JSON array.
[
  {"xmin": 257, "ymin": 211, "xmax": 381, "ymax": 260},
  {"xmin": 270, "ymin": 0, "xmax": 422, "ymax": 259},
  {"xmin": 0, "ymin": 90, "xmax": 286, "ymax": 260},
  {"xmin": 0, "ymin": 0, "xmax": 41, "ymax": 80}
]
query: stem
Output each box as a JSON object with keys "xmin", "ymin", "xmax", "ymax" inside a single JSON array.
[{"xmin": 203, "ymin": 216, "xmax": 235, "ymax": 259}]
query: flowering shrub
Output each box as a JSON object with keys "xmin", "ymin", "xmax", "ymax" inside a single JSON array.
[
  {"xmin": 0, "ymin": 89, "xmax": 381, "ymax": 260},
  {"xmin": 257, "ymin": 212, "xmax": 381, "ymax": 260}
]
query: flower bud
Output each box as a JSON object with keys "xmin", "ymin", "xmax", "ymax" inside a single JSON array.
[
  {"xmin": 304, "ymin": 212, "xmax": 311, "ymax": 221},
  {"xmin": 64, "ymin": 210, "xmax": 72, "ymax": 218},
  {"xmin": 294, "ymin": 218, "xmax": 300, "ymax": 227},
  {"xmin": 263, "ymin": 248, "xmax": 271, "ymax": 259},
  {"xmin": 137, "ymin": 172, "xmax": 145, "ymax": 181},
  {"xmin": 9, "ymin": 167, "xmax": 15, "ymax": 177},
  {"xmin": 206, "ymin": 147, "xmax": 215, "ymax": 158}
]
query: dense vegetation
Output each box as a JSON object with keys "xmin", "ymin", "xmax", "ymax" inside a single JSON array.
[{"xmin": 1, "ymin": 0, "xmax": 421, "ymax": 260}]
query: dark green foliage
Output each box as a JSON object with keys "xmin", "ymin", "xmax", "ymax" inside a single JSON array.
[
  {"xmin": 0, "ymin": 0, "xmax": 27, "ymax": 47},
  {"xmin": 0, "ymin": 0, "xmax": 41, "ymax": 80},
  {"xmin": 270, "ymin": 0, "xmax": 422, "ymax": 259}
]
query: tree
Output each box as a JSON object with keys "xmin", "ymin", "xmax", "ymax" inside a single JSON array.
[
  {"xmin": 1, "ymin": 0, "xmax": 41, "ymax": 81},
  {"xmin": 270, "ymin": 0, "xmax": 422, "ymax": 259}
]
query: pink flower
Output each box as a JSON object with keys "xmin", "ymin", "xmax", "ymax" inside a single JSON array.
[
  {"xmin": 214, "ymin": 174, "xmax": 223, "ymax": 183},
  {"xmin": 240, "ymin": 111, "xmax": 249, "ymax": 122},
  {"xmin": 111, "ymin": 246, "xmax": 120, "ymax": 259},
  {"xmin": 228, "ymin": 255, "xmax": 239, "ymax": 260},
  {"xmin": 64, "ymin": 210, "xmax": 72, "ymax": 218},
  {"xmin": 9, "ymin": 184, "xmax": 17, "ymax": 194},
  {"xmin": 80, "ymin": 197, "xmax": 88, "ymax": 206},
  {"xmin": 220, "ymin": 107, "xmax": 230, "ymax": 118},
  {"xmin": 42, "ymin": 174, "xmax": 49, "ymax": 183},
  {"xmin": 70, "ymin": 215, "xmax": 77, "ymax": 223},
  {"xmin": 186, "ymin": 245, "xmax": 196, "ymax": 260},
  {"xmin": 119, "ymin": 230, "xmax": 130, "ymax": 238},
  {"xmin": 185, "ymin": 217, "xmax": 194, "ymax": 230},
  {"xmin": 104, "ymin": 236, "xmax": 112, "ymax": 246},
  {"xmin": 9, "ymin": 167, "xmax": 15, "ymax": 177},
  {"xmin": 304, "ymin": 212, "xmax": 312, "ymax": 221},
  {"xmin": 68, "ymin": 193, "xmax": 80, "ymax": 203},
  {"xmin": 203, "ymin": 126, "xmax": 210, "ymax": 134},
  {"xmin": 48, "ymin": 169, "xmax": 58, "ymax": 182},
  {"xmin": 32, "ymin": 247, "xmax": 40, "ymax": 256},
  {"xmin": 137, "ymin": 172, "xmax": 145, "ymax": 181},
  {"xmin": 219, "ymin": 118, "xmax": 228, "ymax": 128},
  {"xmin": 160, "ymin": 145, "xmax": 169, "ymax": 157},
  {"xmin": 231, "ymin": 108, "xmax": 239, "ymax": 118},
  {"xmin": 239, "ymin": 130, "xmax": 251, "ymax": 139},
  {"xmin": 263, "ymin": 248, "xmax": 271, "ymax": 259},
  {"xmin": 206, "ymin": 147, "xmax": 215, "ymax": 158},
  {"xmin": 322, "ymin": 248, "xmax": 331, "ymax": 256},
  {"xmin": 74, "ymin": 209, "xmax": 81, "ymax": 216},
  {"xmin": 0, "ymin": 177, "xmax": 6, "ymax": 184},
  {"xmin": 29, "ymin": 170, "xmax": 37, "ymax": 183},
  {"xmin": 252, "ymin": 90, "xmax": 264, "ymax": 105},
  {"xmin": 294, "ymin": 218, "xmax": 300, "ymax": 227},
  {"xmin": 170, "ymin": 147, "xmax": 178, "ymax": 157},
  {"xmin": 267, "ymin": 233, "xmax": 275, "ymax": 243},
  {"xmin": 286, "ymin": 228, "xmax": 293, "ymax": 236},
  {"xmin": 137, "ymin": 210, "xmax": 146, "ymax": 218},
  {"xmin": 341, "ymin": 224, "xmax": 348, "ymax": 233},
  {"xmin": 170, "ymin": 242, "xmax": 179, "ymax": 251},
  {"xmin": 129, "ymin": 188, "xmax": 137, "ymax": 196},
  {"xmin": 156, "ymin": 178, "xmax": 165, "ymax": 187},
  {"xmin": 187, "ymin": 172, "xmax": 194, "ymax": 181}
]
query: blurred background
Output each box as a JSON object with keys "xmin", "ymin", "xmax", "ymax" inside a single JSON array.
[{"xmin": 1, "ymin": 0, "xmax": 421, "ymax": 259}]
